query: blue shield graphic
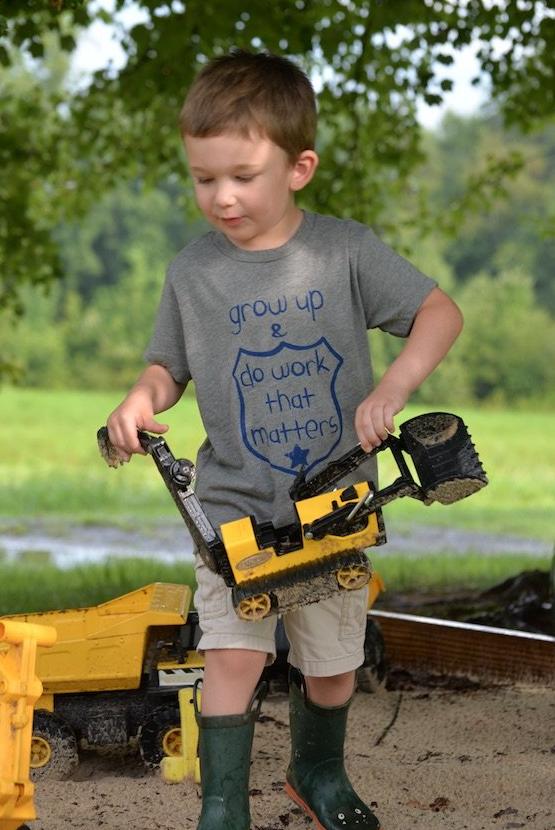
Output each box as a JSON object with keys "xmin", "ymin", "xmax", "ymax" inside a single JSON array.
[{"xmin": 232, "ymin": 338, "xmax": 344, "ymax": 476}]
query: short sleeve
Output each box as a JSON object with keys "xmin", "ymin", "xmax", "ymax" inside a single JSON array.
[
  {"xmin": 350, "ymin": 224, "xmax": 437, "ymax": 337},
  {"xmin": 143, "ymin": 271, "xmax": 191, "ymax": 385}
]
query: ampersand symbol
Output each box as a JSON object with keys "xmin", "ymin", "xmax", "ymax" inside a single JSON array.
[{"xmin": 271, "ymin": 323, "xmax": 287, "ymax": 338}]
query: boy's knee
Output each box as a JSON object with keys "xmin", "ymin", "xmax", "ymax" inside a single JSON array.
[
  {"xmin": 202, "ymin": 648, "xmax": 269, "ymax": 715},
  {"xmin": 206, "ymin": 647, "xmax": 267, "ymax": 673},
  {"xmin": 305, "ymin": 670, "xmax": 356, "ymax": 706}
]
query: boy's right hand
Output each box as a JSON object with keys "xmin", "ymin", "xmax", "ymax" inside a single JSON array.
[{"xmin": 106, "ymin": 391, "xmax": 169, "ymax": 464}]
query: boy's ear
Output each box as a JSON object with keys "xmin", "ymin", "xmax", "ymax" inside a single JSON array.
[{"xmin": 290, "ymin": 150, "xmax": 319, "ymax": 192}]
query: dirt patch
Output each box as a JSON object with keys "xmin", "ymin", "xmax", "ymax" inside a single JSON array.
[
  {"xmin": 34, "ymin": 681, "xmax": 555, "ymax": 830},
  {"xmin": 375, "ymin": 568, "xmax": 555, "ymax": 637}
]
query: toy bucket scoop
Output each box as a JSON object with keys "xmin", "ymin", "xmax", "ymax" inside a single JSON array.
[{"xmin": 398, "ymin": 412, "xmax": 488, "ymax": 504}]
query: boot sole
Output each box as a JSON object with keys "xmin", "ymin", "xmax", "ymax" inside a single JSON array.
[
  {"xmin": 284, "ymin": 781, "xmax": 382, "ymax": 830},
  {"xmin": 284, "ymin": 781, "xmax": 327, "ymax": 830}
]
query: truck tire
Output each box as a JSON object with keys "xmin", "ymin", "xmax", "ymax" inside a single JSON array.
[
  {"xmin": 139, "ymin": 704, "xmax": 182, "ymax": 767},
  {"xmin": 356, "ymin": 617, "xmax": 387, "ymax": 693},
  {"xmin": 30, "ymin": 710, "xmax": 79, "ymax": 780}
]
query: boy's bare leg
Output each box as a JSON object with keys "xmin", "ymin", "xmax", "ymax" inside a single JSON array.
[
  {"xmin": 305, "ymin": 670, "xmax": 355, "ymax": 706},
  {"xmin": 201, "ymin": 648, "xmax": 268, "ymax": 715}
]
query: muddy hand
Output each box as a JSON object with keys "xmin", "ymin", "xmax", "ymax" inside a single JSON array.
[{"xmin": 97, "ymin": 427, "xmax": 128, "ymax": 468}]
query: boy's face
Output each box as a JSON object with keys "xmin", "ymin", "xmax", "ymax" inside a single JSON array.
[{"xmin": 185, "ymin": 131, "xmax": 316, "ymax": 250}]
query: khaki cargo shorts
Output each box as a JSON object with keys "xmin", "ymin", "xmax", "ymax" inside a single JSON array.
[{"xmin": 194, "ymin": 557, "xmax": 368, "ymax": 677}]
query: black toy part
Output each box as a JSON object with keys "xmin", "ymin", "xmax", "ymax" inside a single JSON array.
[{"xmin": 291, "ymin": 411, "xmax": 488, "ymax": 507}]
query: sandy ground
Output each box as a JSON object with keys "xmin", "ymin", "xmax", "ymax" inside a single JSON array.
[{"xmin": 33, "ymin": 680, "xmax": 554, "ymax": 830}]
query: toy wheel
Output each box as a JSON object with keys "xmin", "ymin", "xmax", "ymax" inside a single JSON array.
[
  {"xmin": 336, "ymin": 563, "xmax": 370, "ymax": 591},
  {"xmin": 30, "ymin": 735, "xmax": 51, "ymax": 767},
  {"xmin": 139, "ymin": 704, "xmax": 182, "ymax": 768},
  {"xmin": 236, "ymin": 592, "xmax": 272, "ymax": 621},
  {"xmin": 30, "ymin": 710, "xmax": 79, "ymax": 780}
]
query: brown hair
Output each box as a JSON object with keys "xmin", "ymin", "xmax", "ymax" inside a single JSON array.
[{"xmin": 180, "ymin": 49, "xmax": 317, "ymax": 161}]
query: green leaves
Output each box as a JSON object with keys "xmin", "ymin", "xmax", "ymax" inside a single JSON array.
[{"xmin": 2, "ymin": 0, "xmax": 555, "ymax": 334}]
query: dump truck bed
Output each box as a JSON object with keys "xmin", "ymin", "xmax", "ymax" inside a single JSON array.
[{"xmin": 1, "ymin": 583, "xmax": 191, "ymax": 694}]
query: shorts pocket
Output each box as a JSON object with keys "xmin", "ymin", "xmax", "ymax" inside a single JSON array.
[
  {"xmin": 338, "ymin": 586, "xmax": 368, "ymax": 641},
  {"xmin": 194, "ymin": 556, "xmax": 229, "ymax": 621}
]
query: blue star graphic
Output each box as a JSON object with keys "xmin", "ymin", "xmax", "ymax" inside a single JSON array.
[{"xmin": 285, "ymin": 444, "xmax": 309, "ymax": 469}]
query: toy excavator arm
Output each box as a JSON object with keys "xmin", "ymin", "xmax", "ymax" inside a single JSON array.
[
  {"xmin": 294, "ymin": 435, "xmax": 426, "ymax": 542},
  {"xmin": 96, "ymin": 428, "xmax": 227, "ymax": 575},
  {"xmin": 289, "ymin": 434, "xmax": 426, "ymax": 502},
  {"xmin": 291, "ymin": 412, "xmax": 488, "ymax": 540}
]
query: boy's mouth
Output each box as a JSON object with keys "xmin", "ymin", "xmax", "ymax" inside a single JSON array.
[{"xmin": 220, "ymin": 216, "xmax": 244, "ymax": 227}]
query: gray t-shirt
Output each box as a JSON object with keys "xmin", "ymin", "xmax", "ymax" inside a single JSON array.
[{"xmin": 145, "ymin": 211, "xmax": 436, "ymax": 528}]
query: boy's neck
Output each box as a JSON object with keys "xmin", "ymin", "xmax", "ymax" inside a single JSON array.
[{"xmin": 227, "ymin": 203, "xmax": 304, "ymax": 252}]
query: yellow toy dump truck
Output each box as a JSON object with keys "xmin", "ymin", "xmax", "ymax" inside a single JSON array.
[
  {"xmin": 1, "ymin": 583, "xmax": 203, "ymax": 780},
  {"xmin": 98, "ymin": 410, "xmax": 488, "ymax": 622},
  {"xmin": 0, "ymin": 618, "xmax": 56, "ymax": 830},
  {"xmin": 1, "ymin": 580, "xmax": 387, "ymax": 782}
]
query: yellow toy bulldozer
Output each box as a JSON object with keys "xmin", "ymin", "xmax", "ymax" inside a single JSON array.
[{"xmin": 98, "ymin": 411, "xmax": 487, "ymax": 622}]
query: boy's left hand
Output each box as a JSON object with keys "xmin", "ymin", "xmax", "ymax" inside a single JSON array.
[
  {"xmin": 355, "ymin": 287, "xmax": 464, "ymax": 452},
  {"xmin": 354, "ymin": 380, "xmax": 409, "ymax": 451}
]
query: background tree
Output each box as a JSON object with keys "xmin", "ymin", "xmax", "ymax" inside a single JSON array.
[
  {"xmin": 2, "ymin": 0, "xmax": 555, "ymax": 322},
  {"xmin": 2, "ymin": 106, "xmax": 554, "ymax": 404}
]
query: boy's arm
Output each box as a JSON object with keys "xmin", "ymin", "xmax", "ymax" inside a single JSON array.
[
  {"xmin": 106, "ymin": 363, "xmax": 186, "ymax": 462},
  {"xmin": 355, "ymin": 287, "xmax": 463, "ymax": 451}
]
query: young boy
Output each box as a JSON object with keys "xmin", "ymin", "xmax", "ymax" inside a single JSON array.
[{"xmin": 106, "ymin": 50, "xmax": 463, "ymax": 830}]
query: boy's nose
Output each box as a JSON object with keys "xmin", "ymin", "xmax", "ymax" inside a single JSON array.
[{"xmin": 214, "ymin": 181, "xmax": 237, "ymax": 208}]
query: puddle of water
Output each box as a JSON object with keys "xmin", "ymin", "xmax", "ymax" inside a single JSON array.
[
  {"xmin": 0, "ymin": 520, "xmax": 550, "ymax": 569},
  {"xmin": 0, "ymin": 521, "xmax": 194, "ymax": 569},
  {"xmin": 390, "ymin": 524, "xmax": 552, "ymax": 557}
]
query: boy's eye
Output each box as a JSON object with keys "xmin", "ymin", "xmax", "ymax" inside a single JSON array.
[
  {"xmin": 235, "ymin": 175, "xmax": 254, "ymax": 182},
  {"xmin": 196, "ymin": 177, "xmax": 213, "ymax": 185}
]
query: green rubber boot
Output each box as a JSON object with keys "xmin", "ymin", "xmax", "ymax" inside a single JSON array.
[
  {"xmin": 194, "ymin": 681, "xmax": 266, "ymax": 830},
  {"xmin": 285, "ymin": 669, "xmax": 380, "ymax": 830}
]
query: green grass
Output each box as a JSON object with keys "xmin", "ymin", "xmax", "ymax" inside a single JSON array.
[
  {"xmin": 371, "ymin": 551, "xmax": 551, "ymax": 593},
  {"xmin": 0, "ymin": 558, "xmax": 196, "ymax": 615},
  {"xmin": 1, "ymin": 387, "xmax": 554, "ymax": 539},
  {"xmin": 0, "ymin": 553, "xmax": 549, "ymax": 616},
  {"xmin": 0, "ymin": 386, "xmax": 205, "ymax": 520}
]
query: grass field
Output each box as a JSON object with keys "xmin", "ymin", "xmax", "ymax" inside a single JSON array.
[
  {"xmin": 1, "ymin": 387, "xmax": 553, "ymax": 539},
  {"xmin": 0, "ymin": 552, "xmax": 549, "ymax": 616}
]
